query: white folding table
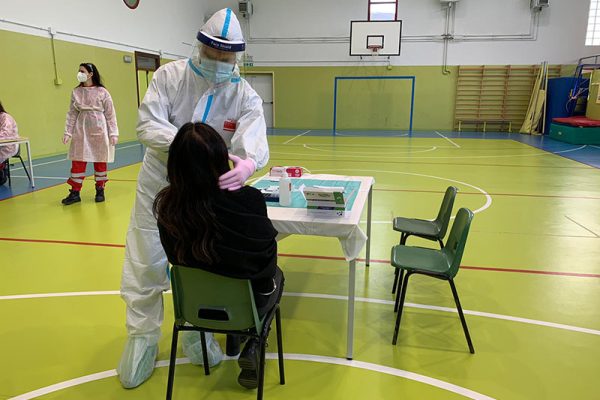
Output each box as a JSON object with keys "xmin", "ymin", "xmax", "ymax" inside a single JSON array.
[
  {"xmin": 0, "ymin": 137, "xmax": 35, "ymax": 187},
  {"xmin": 254, "ymin": 173, "xmax": 374, "ymax": 360}
]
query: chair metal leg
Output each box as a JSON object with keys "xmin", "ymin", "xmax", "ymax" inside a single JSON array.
[
  {"xmin": 392, "ymin": 272, "xmax": 411, "ymax": 345},
  {"xmin": 275, "ymin": 307, "xmax": 285, "ymax": 385},
  {"xmin": 393, "ymin": 269, "xmax": 404, "ymax": 313},
  {"xmin": 257, "ymin": 338, "xmax": 267, "ymax": 400},
  {"xmin": 449, "ymin": 279, "xmax": 475, "ymax": 354},
  {"xmin": 392, "ymin": 234, "xmax": 408, "ymax": 295},
  {"xmin": 392, "ymin": 267, "xmax": 399, "ymax": 294},
  {"xmin": 166, "ymin": 324, "xmax": 179, "ymax": 400},
  {"xmin": 199, "ymin": 332, "xmax": 210, "ymax": 375},
  {"xmin": 6, "ymin": 160, "xmax": 11, "ymax": 186},
  {"xmin": 18, "ymin": 156, "xmax": 31, "ymax": 182},
  {"xmin": 402, "ymin": 234, "xmax": 410, "ymax": 245}
]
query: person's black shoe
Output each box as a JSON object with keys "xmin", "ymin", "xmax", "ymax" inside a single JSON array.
[
  {"xmin": 95, "ymin": 187, "xmax": 105, "ymax": 203},
  {"xmin": 226, "ymin": 335, "xmax": 247, "ymax": 357},
  {"xmin": 238, "ymin": 368, "xmax": 258, "ymax": 389},
  {"xmin": 0, "ymin": 167, "xmax": 7, "ymax": 186},
  {"xmin": 237, "ymin": 339, "xmax": 260, "ymax": 389},
  {"xmin": 61, "ymin": 189, "xmax": 81, "ymax": 205}
]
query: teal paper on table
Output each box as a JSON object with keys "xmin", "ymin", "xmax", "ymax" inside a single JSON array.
[{"xmin": 253, "ymin": 178, "xmax": 362, "ymax": 210}]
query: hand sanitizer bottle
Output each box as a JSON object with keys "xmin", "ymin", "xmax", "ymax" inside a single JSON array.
[{"xmin": 279, "ymin": 171, "xmax": 292, "ymax": 206}]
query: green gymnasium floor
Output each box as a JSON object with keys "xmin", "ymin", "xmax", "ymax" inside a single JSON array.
[{"xmin": 1, "ymin": 135, "xmax": 599, "ymax": 399}]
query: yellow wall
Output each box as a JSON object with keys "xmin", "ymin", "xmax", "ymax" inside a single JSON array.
[
  {"xmin": 0, "ymin": 29, "xmax": 140, "ymax": 158},
  {"xmin": 244, "ymin": 65, "xmax": 458, "ymax": 131},
  {"xmin": 1, "ymin": 28, "xmax": 574, "ymax": 159}
]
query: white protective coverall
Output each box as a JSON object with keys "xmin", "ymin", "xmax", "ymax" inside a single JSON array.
[
  {"xmin": 118, "ymin": 8, "xmax": 268, "ymax": 388},
  {"xmin": 64, "ymin": 86, "xmax": 119, "ymax": 162}
]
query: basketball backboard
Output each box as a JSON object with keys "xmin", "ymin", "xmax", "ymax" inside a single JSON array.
[{"xmin": 350, "ymin": 20, "xmax": 402, "ymax": 56}]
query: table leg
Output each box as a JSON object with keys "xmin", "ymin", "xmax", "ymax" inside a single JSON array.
[
  {"xmin": 346, "ymin": 259, "xmax": 356, "ymax": 360},
  {"xmin": 366, "ymin": 186, "xmax": 372, "ymax": 267},
  {"xmin": 26, "ymin": 141, "xmax": 35, "ymax": 187}
]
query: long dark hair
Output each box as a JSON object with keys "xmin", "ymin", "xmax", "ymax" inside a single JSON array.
[
  {"xmin": 153, "ymin": 122, "xmax": 231, "ymax": 265},
  {"xmin": 79, "ymin": 62, "xmax": 105, "ymax": 88},
  {"xmin": 0, "ymin": 101, "xmax": 5, "ymax": 114}
]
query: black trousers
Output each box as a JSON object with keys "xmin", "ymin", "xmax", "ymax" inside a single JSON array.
[{"xmin": 256, "ymin": 267, "xmax": 284, "ymax": 318}]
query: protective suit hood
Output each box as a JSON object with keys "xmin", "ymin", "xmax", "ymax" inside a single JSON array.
[{"xmin": 197, "ymin": 8, "xmax": 245, "ymax": 52}]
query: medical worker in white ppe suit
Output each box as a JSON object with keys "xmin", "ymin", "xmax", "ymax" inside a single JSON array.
[{"xmin": 117, "ymin": 8, "xmax": 269, "ymax": 388}]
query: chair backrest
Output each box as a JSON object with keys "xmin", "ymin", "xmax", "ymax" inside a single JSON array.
[
  {"xmin": 434, "ymin": 186, "xmax": 458, "ymax": 239},
  {"xmin": 170, "ymin": 265, "xmax": 262, "ymax": 333},
  {"xmin": 442, "ymin": 208, "xmax": 474, "ymax": 278}
]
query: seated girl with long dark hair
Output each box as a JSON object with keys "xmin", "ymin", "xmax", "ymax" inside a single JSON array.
[{"xmin": 153, "ymin": 122, "xmax": 283, "ymax": 389}]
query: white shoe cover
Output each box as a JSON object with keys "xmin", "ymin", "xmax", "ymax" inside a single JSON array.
[
  {"xmin": 117, "ymin": 336, "xmax": 158, "ymax": 389},
  {"xmin": 181, "ymin": 331, "xmax": 223, "ymax": 367}
]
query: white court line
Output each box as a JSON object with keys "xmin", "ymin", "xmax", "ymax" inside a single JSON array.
[
  {"xmin": 10, "ymin": 175, "xmax": 66, "ymax": 180},
  {"xmin": 335, "ymin": 132, "xmax": 410, "ymax": 138},
  {"xmin": 302, "ymin": 144, "xmax": 438, "ymax": 155},
  {"xmin": 0, "ymin": 291, "xmax": 121, "ymax": 300},
  {"xmin": 434, "ymin": 131, "xmax": 461, "ymax": 148},
  {"xmin": 9, "ymin": 143, "xmax": 143, "ymax": 172},
  {"xmin": 2, "ymin": 290, "xmax": 599, "ymax": 337},
  {"xmin": 8, "ymin": 354, "xmax": 495, "ymax": 400},
  {"xmin": 275, "ymin": 143, "xmax": 456, "ymax": 149},
  {"xmin": 270, "ymin": 145, "xmax": 587, "ymax": 161},
  {"xmin": 283, "ymin": 293, "xmax": 600, "ymax": 336},
  {"xmin": 282, "ymin": 130, "xmax": 312, "ymax": 145},
  {"xmin": 312, "ymin": 168, "xmax": 492, "ymax": 215}
]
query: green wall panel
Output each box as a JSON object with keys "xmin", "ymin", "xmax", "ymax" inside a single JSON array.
[
  {"xmin": 0, "ymin": 29, "xmax": 139, "ymax": 158},
  {"xmin": 244, "ymin": 65, "xmax": 458, "ymax": 131}
]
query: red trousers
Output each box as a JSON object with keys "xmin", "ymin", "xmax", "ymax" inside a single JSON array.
[{"xmin": 67, "ymin": 161, "xmax": 108, "ymax": 191}]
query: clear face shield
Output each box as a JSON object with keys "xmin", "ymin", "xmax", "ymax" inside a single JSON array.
[{"xmin": 190, "ymin": 41, "xmax": 243, "ymax": 84}]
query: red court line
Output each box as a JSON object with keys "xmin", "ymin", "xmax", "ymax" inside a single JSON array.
[
  {"xmin": 0, "ymin": 237, "xmax": 125, "ymax": 248},
  {"xmin": 374, "ymin": 188, "xmax": 600, "ymax": 201},
  {"xmin": 2, "ymin": 237, "xmax": 598, "ymax": 279},
  {"xmin": 460, "ymin": 265, "xmax": 600, "ymax": 278},
  {"xmin": 275, "ymin": 253, "xmax": 600, "ymax": 278},
  {"xmin": 269, "ymin": 157, "xmax": 590, "ymax": 170},
  {"xmin": 517, "ymin": 141, "xmax": 599, "ymax": 170}
]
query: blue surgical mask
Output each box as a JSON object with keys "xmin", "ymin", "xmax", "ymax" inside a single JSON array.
[{"xmin": 197, "ymin": 58, "xmax": 235, "ymax": 84}]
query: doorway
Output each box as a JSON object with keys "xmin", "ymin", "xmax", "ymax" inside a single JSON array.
[
  {"xmin": 135, "ymin": 51, "xmax": 161, "ymax": 107},
  {"xmin": 243, "ymin": 72, "xmax": 275, "ymax": 128}
]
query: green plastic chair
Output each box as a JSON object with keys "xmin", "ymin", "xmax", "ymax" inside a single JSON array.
[
  {"xmin": 390, "ymin": 208, "xmax": 475, "ymax": 354},
  {"xmin": 391, "ymin": 186, "xmax": 458, "ymax": 295},
  {"xmin": 166, "ymin": 265, "xmax": 285, "ymax": 400}
]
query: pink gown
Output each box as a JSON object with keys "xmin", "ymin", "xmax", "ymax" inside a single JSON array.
[
  {"xmin": 64, "ymin": 86, "xmax": 119, "ymax": 162},
  {"xmin": 0, "ymin": 112, "xmax": 19, "ymax": 163}
]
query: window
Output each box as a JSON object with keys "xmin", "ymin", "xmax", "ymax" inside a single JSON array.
[
  {"xmin": 586, "ymin": 0, "xmax": 600, "ymax": 46},
  {"xmin": 368, "ymin": 0, "xmax": 398, "ymax": 21}
]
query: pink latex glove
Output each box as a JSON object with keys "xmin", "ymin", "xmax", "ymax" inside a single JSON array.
[
  {"xmin": 110, "ymin": 136, "xmax": 118, "ymax": 145},
  {"xmin": 219, "ymin": 154, "xmax": 256, "ymax": 191}
]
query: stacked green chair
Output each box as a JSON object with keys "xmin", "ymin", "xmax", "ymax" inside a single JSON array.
[
  {"xmin": 167, "ymin": 265, "xmax": 285, "ymax": 400},
  {"xmin": 390, "ymin": 208, "xmax": 475, "ymax": 354},
  {"xmin": 391, "ymin": 186, "xmax": 458, "ymax": 297}
]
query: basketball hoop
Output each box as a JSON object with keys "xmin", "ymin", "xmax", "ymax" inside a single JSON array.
[{"xmin": 367, "ymin": 44, "xmax": 382, "ymax": 56}]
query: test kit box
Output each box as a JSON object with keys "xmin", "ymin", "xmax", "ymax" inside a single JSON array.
[
  {"xmin": 259, "ymin": 185, "xmax": 280, "ymax": 202},
  {"xmin": 302, "ymin": 186, "xmax": 347, "ymax": 217},
  {"xmin": 270, "ymin": 166, "xmax": 303, "ymax": 178}
]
